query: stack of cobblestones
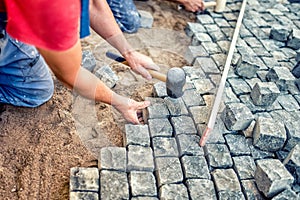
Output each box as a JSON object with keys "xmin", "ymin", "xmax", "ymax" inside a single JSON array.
[{"xmin": 70, "ymin": 0, "xmax": 300, "ymax": 199}]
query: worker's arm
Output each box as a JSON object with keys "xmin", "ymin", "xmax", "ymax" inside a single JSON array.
[
  {"xmin": 38, "ymin": 41, "xmax": 148, "ymax": 124},
  {"xmin": 89, "ymin": 0, "xmax": 160, "ymax": 80}
]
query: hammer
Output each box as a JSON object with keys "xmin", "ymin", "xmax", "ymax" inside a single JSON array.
[{"xmin": 106, "ymin": 51, "xmax": 186, "ymax": 98}]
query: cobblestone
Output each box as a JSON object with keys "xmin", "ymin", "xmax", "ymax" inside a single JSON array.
[{"xmin": 70, "ymin": 1, "xmax": 300, "ymax": 199}]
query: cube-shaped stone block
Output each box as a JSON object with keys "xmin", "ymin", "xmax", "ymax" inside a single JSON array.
[
  {"xmin": 124, "ymin": 124, "xmax": 150, "ymax": 147},
  {"xmin": 184, "ymin": 22, "xmax": 206, "ymax": 37},
  {"xmin": 70, "ymin": 192, "xmax": 98, "ymax": 200},
  {"xmin": 253, "ymin": 117, "xmax": 286, "ymax": 152},
  {"xmin": 171, "ymin": 115, "xmax": 197, "ymax": 135},
  {"xmin": 155, "ymin": 157, "xmax": 183, "ymax": 186},
  {"xmin": 164, "ymin": 97, "xmax": 188, "ymax": 116},
  {"xmin": 99, "ymin": 147, "xmax": 126, "ymax": 171},
  {"xmin": 184, "ymin": 46, "xmax": 209, "ymax": 65},
  {"xmin": 127, "ymin": 145, "xmax": 154, "ymax": 171},
  {"xmin": 235, "ymin": 56, "xmax": 260, "ymax": 78},
  {"xmin": 225, "ymin": 134, "xmax": 251, "ymax": 156},
  {"xmin": 82, "ymin": 50, "xmax": 96, "ymax": 72},
  {"xmin": 100, "ymin": 170, "xmax": 129, "ymax": 199},
  {"xmin": 138, "ymin": 10, "xmax": 153, "ymax": 28},
  {"xmin": 152, "ymin": 137, "xmax": 179, "ymax": 157},
  {"xmin": 129, "ymin": 171, "xmax": 157, "ymax": 197},
  {"xmin": 283, "ymin": 144, "xmax": 300, "ymax": 184},
  {"xmin": 181, "ymin": 155, "xmax": 210, "ymax": 179},
  {"xmin": 221, "ymin": 102, "xmax": 254, "ymax": 131},
  {"xmin": 250, "ymin": 82, "xmax": 280, "ymax": 106},
  {"xmin": 159, "ymin": 184, "xmax": 189, "ymax": 199},
  {"xmin": 287, "ymin": 29, "xmax": 300, "ymax": 50},
  {"xmin": 186, "ymin": 179, "xmax": 217, "ymax": 200},
  {"xmin": 255, "ymin": 159, "xmax": 294, "ymax": 198},
  {"xmin": 270, "ymin": 24, "xmax": 292, "ymax": 42},
  {"xmin": 241, "ymin": 180, "xmax": 264, "ymax": 200},
  {"xmin": 233, "ymin": 156, "xmax": 256, "ymax": 180},
  {"xmin": 284, "ymin": 121, "xmax": 300, "ymax": 151},
  {"xmin": 148, "ymin": 118, "xmax": 173, "ymax": 138},
  {"xmin": 272, "ymin": 188, "xmax": 298, "ymax": 200},
  {"xmin": 95, "ymin": 65, "xmax": 119, "ymax": 88},
  {"xmin": 211, "ymin": 169, "xmax": 241, "ymax": 193},
  {"xmin": 205, "ymin": 144, "xmax": 233, "ymax": 168},
  {"xmin": 266, "ymin": 66, "xmax": 295, "ymax": 91},
  {"xmin": 176, "ymin": 134, "xmax": 204, "ymax": 156},
  {"xmin": 70, "ymin": 167, "xmax": 99, "ymax": 192},
  {"xmin": 153, "ymin": 82, "xmax": 167, "ymax": 98}
]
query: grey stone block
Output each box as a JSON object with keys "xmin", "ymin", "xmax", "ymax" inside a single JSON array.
[
  {"xmin": 193, "ymin": 78, "xmax": 215, "ymax": 94},
  {"xmin": 255, "ymin": 159, "xmax": 294, "ymax": 198},
  {"xmin": 266, "ymin": 66, "xmax": 295, "ymax": 92},
  {"xmin": 189, "ymin": 106, "xmax": 210, "ymax": 125},
  {"xmin": 184, "ymin": 22, "xmax": 206, "ymax": 37},
  {"xmin": 70, "ymin": 167, "xmax": 99, "ymax": 192},
  {"xmin": 196, "ymin": 14, "xmax": 214, "ymax": 24},
  {"xmin": 205, "ymin": 144, "xmax": 233, "ymax": 168},
  {"xmin": 70, "ymin": 192, "xmax": 98, "ymax": 200},
  {"xmin": 235, "ymin": 57, "xmax": 260, "ymax": 78},
  {"xmin": 159, "ymin": 184, "xmax": 189, "ymax": 199},
  {"xmin": 127, "ymin": 145, "xmax": 154, "ymax": 171},
  {"xmin": 181, "ymin": 155, "xmax": 210, "ymax": 179},
  {"xmin": 227, "ymin": 78, "xmax": 251, "ymax": 95},
  {"xmin": 82, "ymin": 50, "xmax": 96, "ymax": 72},
  {"xmin": 201, "ymin": 42, "xmax": 222, "ymax": 54},
  {"xmin": 152, "ymin": 137, "xmax": 179, "ymax": 157},
  {"xmin": 224, "ymin": 87, "xmax": 240, "ymax": 104},
  {"xmin": 184, "ymin": 45, "xmax": 209, "ymax": 65},
  {"xmin": 193, "ymin": 57, "xmax": 219, "ymax": 74},
  {"xmin": 99, "ymin": 147, "xmax": 126, "ymax": 171},
  {"xmin": 124, "ymin": 124, "xmax": 150, "ymax": 147},
  {"xmin": 186, "ymin": 179, "xmax": 217, "ymax": 200},
  {"xmin": 292, "ymin": 62, "xmax": 300, "ymax": 78},
  {"xmin": 197, "ymin": 118, "xmax": 226, "ymax": 144},
  {"xmin": 182, "ymin": 89, "xmax": 205, "ymax": 108},
  {"xmin": 241, "ymin": 180, "xmax": 264, "ymax": 200},
  {"xmin": 146, "ymin": 102, "xmax": 169, "ymax": 119},
  {"xmin": 211, "ymin": 169, "xmax": 241, "ymax": 193},
  {"xmin": 218, "ymin": 191, "xmax": 245, "ymax": 200},
  {"xmin": 100, "ymin": 170, "xmax": 129, "ymax": 200},
  {"xmin": 225, "ymin": 134, "xmax": 251, "ymax": 156},
  {"xmin": 250, "ymin": 82, "xmax": 280, "ymax": 106},
  {"xmin": 153, "ymin": 82, "xmax": 167, "ymax": 98},
  {"xmin": 148, "ymin": 118, "xmax": 173, "ymax": 138},
  {"xmin": 284, "ymin": 121, "xmax": 300, "ymax": 151},
  {"xmin": 183, "ymin": 66, "xmax": 206, "ymax": 81},
  {"xmin": 129, "ymin": 171, "xmax": 157, "ymax": 197},
  {"xmin": 221, "ymin": 102, "xmax": 254, "ymax": 131},
  {"xmin": 139, "ymin": 10, "xmax": 153, "ymax": 28},
  {"xmin": 287, "ymin": 29, "xmax": 300, "ymax": 50},
  {"xmin": 170, "ymin": 115, "xmax": 197, "ymax": 135},
  {"xmin": 95, "ymin": 65, "xmax": 118, "ymax": 89},
  {"xmin": 233, "ymin": 156, "xmax": 256, "ymax": 180},
  {"xmin": 283, "ymin": 144, "xmax": 300, "ymax": 184},
  {"xmin": 270, "ymin": 24, "xmax": 292, "ymax": 42},
  {"xmin": 247, "ymin": 139, "xmax": 275, "ymax": 160},
  {"xmin": 272, "ymin": 188, "xmax": 298, "ymax": 200},
  {"xmin": 164, "ymin": 97, "xmax": 188, "ymax": 117},
  {"xmin": 131, "ymin": 198, "xmax": 158, "ymax": 200},
  {"xmin": 191, "ymin": 32, "xmax": 212, "ymax": 45},
  {"xmin": 276, "ymin": 94, "xmax": 300, "ymax": 112},
  {"xmin": 253, "ymin": 117, "xmax": 286, "ymax": 152},
  {"xmin": 176, "ymin": 134, "xmax": 204, "ymax": 156},
  {"xmin": 155, "ymin": 157, "xmax": 183, "ymax": 186}
]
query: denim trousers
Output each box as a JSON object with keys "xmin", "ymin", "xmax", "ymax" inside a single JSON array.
[
  {"xmin": 0, "ymin": 13, "xmax": 54, "ymax": 107},
  {"xmin": 107, "ymin": 0, "xmax": 141, "ymax": 33}
]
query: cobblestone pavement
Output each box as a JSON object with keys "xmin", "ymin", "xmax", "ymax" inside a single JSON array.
[{"xmin": 69, "ymin": 0, "xmax": 300, "ymax": 199}]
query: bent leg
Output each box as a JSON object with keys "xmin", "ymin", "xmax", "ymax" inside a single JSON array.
[
  {"xmin": 107, "ymin": 0, "xmax": 141, "ymax": 33},
  {"xmin": 0, "ymin": 31, "xmax": 54, "ymax": 108}
]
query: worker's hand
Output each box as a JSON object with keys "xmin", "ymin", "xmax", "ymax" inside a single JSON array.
[
  {"xmin": 123, "ymin": 51, "xmax": 160, "ymax": 80},
  {"xmin": 112, "ymin": 94, "xmax": 150, "ymax": 124},
  {"xmin": 177, "ymin": 0, "xmax": 205, "ymax": 12}
]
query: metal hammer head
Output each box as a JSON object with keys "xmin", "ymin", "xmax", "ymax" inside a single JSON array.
[{"xmin": 166, "ymin": 67, "xmax": 186, "ymax": 98}]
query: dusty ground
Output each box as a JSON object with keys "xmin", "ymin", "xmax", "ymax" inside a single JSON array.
[{"xmin": 0, "ymin": 1, "xmax": 195, "ymax": 199}]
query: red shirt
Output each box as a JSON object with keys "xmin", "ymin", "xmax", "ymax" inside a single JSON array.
[{"xmin": 1, "ymin": 0, "xmax": 80, "ymax": 51}]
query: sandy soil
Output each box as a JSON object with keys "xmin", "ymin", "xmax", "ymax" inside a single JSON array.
[{"xmin": 0, "ymin": 1, "xmax": 195, "ymax": 199}]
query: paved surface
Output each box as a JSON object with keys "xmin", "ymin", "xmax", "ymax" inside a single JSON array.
[{"xmin": 70, "ymin": 0, "xmax": 300, "ymax": 199}]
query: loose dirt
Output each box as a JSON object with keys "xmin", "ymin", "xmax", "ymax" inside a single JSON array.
[{"xmin": 0, "ymin": 1, "xmax": 195, "ymax": 199}]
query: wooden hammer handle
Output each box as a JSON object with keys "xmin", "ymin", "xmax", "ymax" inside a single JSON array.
[{"xmin": 106, "ymin": 51, "xmax": 167, "ymax": 82}]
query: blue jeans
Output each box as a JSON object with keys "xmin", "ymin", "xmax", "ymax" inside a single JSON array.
[
  {"xmin": 107, "ymin": 0, "xmax": 141, "ymax": 33},
  {"xmin": 0, "ymin": 13, "xmax": 54, "ymax": 107}
]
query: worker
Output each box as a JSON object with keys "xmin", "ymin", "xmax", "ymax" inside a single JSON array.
[
  {"xmin": 108, "ymin": 0, "xmax": 205, "ymax": 33},
  {"xmin": 0, "ymin": 0, "xmax": 160, "ymax": 124}
]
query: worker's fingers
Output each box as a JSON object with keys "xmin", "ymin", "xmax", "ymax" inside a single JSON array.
[
  {"xmin": 145, "ymin": 63, "xmax": 160, "ymax": 71},
  {"xmin": 136, "ymin": 100, "xmax": 150, "ymax": 110},
  {"xmin": 132, "ymin": 65, "xmax": 153, "ymax": 80}
]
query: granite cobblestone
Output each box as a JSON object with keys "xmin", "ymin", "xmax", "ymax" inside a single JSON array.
[{"xmin": 70, "ymin": 1, "xmax": 300, "ymax": 199}]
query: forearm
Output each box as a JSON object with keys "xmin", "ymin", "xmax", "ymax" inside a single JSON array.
[
  {"xmin": 89, "ymin": 0, "xmax": 132, "ymax": 55},
  {"xmin": 38, "ymin": 41, "xmax": 115, "ymax": 105}
]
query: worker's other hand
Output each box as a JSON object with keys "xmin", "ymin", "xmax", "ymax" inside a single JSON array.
[
  {"xmin": 123, "ymin": 51, "xmax": 160, "ymax": 80},
  {"xmin": 112, "ymin": 94, "xmax": 150, "ymax": 124},
  {"xmin": 178, "ymin": 0, "xmax": 205, "ymax": 12}
]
